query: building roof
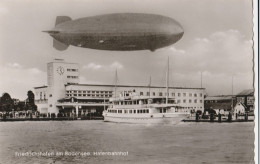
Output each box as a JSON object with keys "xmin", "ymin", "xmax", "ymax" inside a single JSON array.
[
  {"xmin": 47, "ymin": 59, "xmax": 78, "ymax": 65},
  {"xmin": 34, "ymin": 86, "xmax": 48, "ymax": 89},
  {"xmin": 236, "ymin": 89, "xmax": 254, "ymax": 96},
  {"xmin": 65, "ymin": 83, "xmax": 206, "ymax": 90},
  {"xmin": 205, "ymin": 95, "xmax": 233, "ymax": 101}
]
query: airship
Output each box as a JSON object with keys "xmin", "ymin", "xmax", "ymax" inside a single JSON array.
[{"xmin": 44, "ymin": 13, "xmax": 184, "ymax": 51}]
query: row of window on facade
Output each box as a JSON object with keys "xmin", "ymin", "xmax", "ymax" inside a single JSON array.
[
  {"xmin": 67, "ymin": 76, "xmax": 79, "ymax": 79},
  {"xmin": 66, "ymin": 94, "xmax": 113, "ymax": 98},
  {"xmin": 205, "ymin": 100, "xmax": 231, "ymax": 103},
  {"xmin": 65, "ymin": 90, "xmax": 203, "ymax": 97},
  {"xmin": 237, "ymin": 96, "xmax": 254, "ymax": 105},
  {"xmin": 108, "ymin": 109, "xmax": 150, "ymax": 114},
  {"xmin": 178, "ymin": 99, "xmax": 203, "ymax": 103},
  {"xmin": 139, "ymin": 92, "xmax": 203, "ymax": 97},
  {"xmin": 66, "ymin": 90, "xmax": 113, "ymax": 94},
  {"xmin": 36, "ymin": 92, "xmax": 46, "ymax": 100}
]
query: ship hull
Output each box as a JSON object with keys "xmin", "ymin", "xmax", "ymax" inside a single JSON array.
[{"xmin": 103, "ymin": 113, "xmax": 187, "ymax": 124}]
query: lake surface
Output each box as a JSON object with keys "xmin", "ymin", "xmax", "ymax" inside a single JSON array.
[{"xmin": 0, "ymin": 121, "xmax": 254, "ymax": 164}]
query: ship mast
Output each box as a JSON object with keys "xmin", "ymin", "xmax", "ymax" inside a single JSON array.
[
  {"xmin": 114, "ymin": 69, "xmax": 118, "ymax": 99},
  {"xmin": 149, "ymin": 76, "xmax": 151, "ymax": 98},
  {"xmin": 166, "ymin": 56, "xmax": 169, "ymax": 105}
]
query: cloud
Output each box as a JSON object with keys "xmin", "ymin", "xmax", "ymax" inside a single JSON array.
[
  {"xmin": 6, "ymin": 62, "xmax": 23, "ymax": 69},
  {"xmin": 0, "ymin": 63, "xmax": 46, "ymax": 99},
  {"xmin": 83, "ymin": 63, "xmax": 103, "ymax": 70},
  {"xmin": 170, "ymin": 29, "xmax": 253, "ymax": 75},
  {"xmin": 110, "ymin": 61, "xmax": 123, "ymax": 69},
  {"xmin": 0, "ymin": 5, "xmax": 8, "ymax": 14},
  {"xmin": 82, "ymin": 61, "xmax": 124, "ymax": 71},
  {"xmin": 159, "ymin": 30, "xmax": 253, "ymax": 95},
  {"xmin": 79, "ymin": 76, "xmax": 104, "ymax": 85},
  {"xmin": 163, "ymin": 46, "xmax": 186, "ymax": 55}
]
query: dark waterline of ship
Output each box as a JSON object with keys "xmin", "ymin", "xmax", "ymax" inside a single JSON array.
[{"xmin": 0, "ymin": 121, "xmax": 254, "ymax": 164}]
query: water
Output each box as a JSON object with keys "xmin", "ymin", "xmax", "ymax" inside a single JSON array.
[{"xmin": 0, "ymin": 121, "xmax": 254, "ymax": 164}]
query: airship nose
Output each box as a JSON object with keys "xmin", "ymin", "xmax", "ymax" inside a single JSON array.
[{"xmin": 170, "ymin": 24, "xmax": 184, "ymax": 35}]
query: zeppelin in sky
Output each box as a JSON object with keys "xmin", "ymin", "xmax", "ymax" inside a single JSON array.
[{"xmin": 44, "ymin": 13, "xmax": 184, "ymax": 51}]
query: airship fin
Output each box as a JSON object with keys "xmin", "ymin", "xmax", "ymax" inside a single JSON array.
[
  {"xmin": 53, "ymin": 39, "xmax": 69, "ymax": 51},
  {"xmin": 55, "ymin": 16, "xmax": 72, "ymax": 26}
]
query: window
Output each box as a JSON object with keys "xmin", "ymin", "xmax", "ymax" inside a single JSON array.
[
  {"xmin": 194, "ymin": 99, "xmax": 197, "ymax": 103},
  {"xmin": 147, "ymin": 92, "xmax": 150, "ymax": 96},
  {"xmin": 200, "ymin": 100, "xmax": 203, "ymax": 103},
  {"xmin": 183, "ymin": 93, "xmax": 186, "ymax": 97},
  {"xmin": 49, "ymin": 104, "xmax": 52, "ymax": 107},
  {"xmin": 200, "ymin": 93, "xmax": 203, "ymax": 97},
  {"xmin": 189, "ymin": 99, "xmax": 192, "ymax": 103},
  {"xmin": 159, "ymin": 92, "xmax": 162, "ymax": 96},
  {"xmin": 183, "ymin": 99, "xmax": 186, "ymax": 103},
  {"xmin": 153, "ymin": 92, "xmax": 155, "ymax": 96},
  {"xmin": 67, "ymin": 69, "xmax": 78, "ymax": 72},
  {"xmin": 194, "ymin": 93, "xmax": 197, "ymax": 97},
  {"xmin": 140, "ymin": 92, "xmax": 143, "ymax": 96},
  {"xmin": 178, "ymin": 93, "xmax": 181, "ymax": 97},
  {"xmin": 49, "ymin": 94, "xmax": 52, "ymax": 97},
  {"xmin": 172, "ymin": 93, "xmax": 175, "ymax": 97}
]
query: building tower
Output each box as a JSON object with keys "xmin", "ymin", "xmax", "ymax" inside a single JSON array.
[{"xmin": 47, "ymin": 59, "xmax": 79, "ymax": 114}]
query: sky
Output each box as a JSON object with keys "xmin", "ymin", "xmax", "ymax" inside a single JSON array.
[{"xmin": 0, "ymin": 0, "xmax": 255, "ymax": 99}]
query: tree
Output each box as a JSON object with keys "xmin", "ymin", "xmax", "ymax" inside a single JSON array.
[
  {"xmin": 25, "ymin": 90, "xmax": 37, "ymax": 111},
  {"xmin": 0, "ymin": 93, "xmax": 14, "ymax": 112}
]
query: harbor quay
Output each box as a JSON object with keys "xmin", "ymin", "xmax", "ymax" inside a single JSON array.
[
  {"xmin": 0, "ymin": 59, "xmax": 255, "ymax": 122},
  {"xmin": 33, "ymin": 59, "xmax": 205, "ymax": 118}
]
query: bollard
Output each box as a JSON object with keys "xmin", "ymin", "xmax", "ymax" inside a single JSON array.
[
  {"xmin": 218, "ymin": 113, "xmax": 221, "ymax": 122},
  {"xmin": 196, "ymin": 113, "xmax": 199, "ymax": 122},
  {"xmin": 244, "ymin": 113, "xmax": 248, "ymax": 121},
  {"xmin": 228, "ymin": 112, "xmax": 232, "ymax": 122},
  {"xmin": 210, "ymin": 113, "xmax": 214, "ymax": 122},
  {"xmin": 3, "ymin": 114, "xmax": 6, "ymax": 121}
]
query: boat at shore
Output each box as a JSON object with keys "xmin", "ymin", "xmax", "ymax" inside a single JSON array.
[
  {"xmin": 102, "ymin": 90, "xmax": 189, "ymax": 124},
  {"xmin": 103, "ymin": 57, "xmax": 189, "ymax": 124}
]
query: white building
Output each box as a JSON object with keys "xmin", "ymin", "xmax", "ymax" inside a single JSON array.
[{"xmin": 34, "ymin": 59, "xmax": 206, "ymax": 116}]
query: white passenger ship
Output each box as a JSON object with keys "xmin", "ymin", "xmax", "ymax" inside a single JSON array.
[
  {"xmin": 103, "ymin": 57, "xmax": 189, "ymax": 124},
  {"xmin": 102, "ymin": 90, "xmax": 189, "ymax": 124}
]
